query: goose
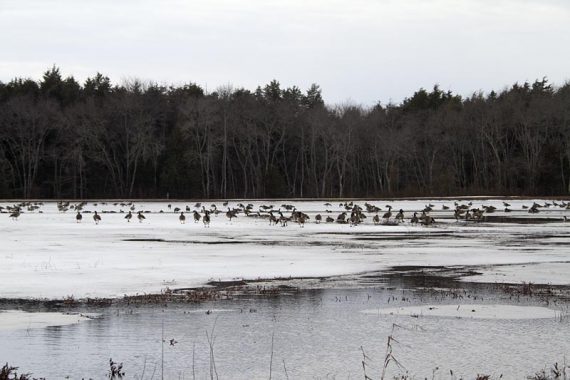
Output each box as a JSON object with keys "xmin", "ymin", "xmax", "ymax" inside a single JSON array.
[
  {"xmin": 326, "ymin": 216, "xmax": 334, "ymax": 223},
  {"xmin": 372, "ymin": 214, "xmax": 380, "ymax": 225},
  {"xmin": 193, "ymin": 211, "xmax": 201, "ymax": 223},
  {"xmin": 10, "ymin": 210, "xmax": 20, "ymax": 220},
  {"xmin": 179, "ymin": 212, "xmax": 186, "ymax": 224},
  {"xmin": 203, "ymin": 210, "xmax": 211, "ymax": 227},
  {"xmin": 382, "ymin": 206, "xmax": 393, "ymax": 221},
  {"xmin": 315, "ymin": 214, "xmax": 322, "ymax": 224},
  {"xmin": 137, "ymin": 211, "xmax": 146, "ymax": 222},
  {"xmin": 93, "ymin": 211, "xmax": 101, "ymax": 225},
  {"xmin": 297, "ymin": 214, "xmax": 307, "ymax": 228},
  {"xmin": 226, "ymin": 208, "xmax": 238, "ymax": 222},
  {"xmin": 125, "ymin": 211, "xmax": 132, "ymax": 222},
  {"xmin": 410, "ymin": 212, "xmax": 419, "ymax": 224},
  {"xmin": 349, "ymin": 212, "xmax": 360, "ymax": 227},
  {"xmin": 268, "ymin": 212, "xmax": 278, "ymax": 226},
  {"xmin": 76, "ymin": 212, "xmax": 83, "ymax": 223},
  {"xmin": 395, "ymin": 209, "xmax": 404, "ymax": 222}
]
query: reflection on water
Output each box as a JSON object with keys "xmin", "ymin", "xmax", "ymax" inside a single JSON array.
[{"xmin": 1, "ymin": 286, "xmax": 569, "ymax": 379}]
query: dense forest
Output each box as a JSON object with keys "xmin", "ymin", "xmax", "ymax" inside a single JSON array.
[{"xmin": 0, "ymin": 67, "xmax": 569, "ymax": 199}]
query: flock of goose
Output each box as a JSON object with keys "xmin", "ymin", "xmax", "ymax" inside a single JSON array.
[{"xmin": 1, "ymin": 199, "xmax": 569, "ymax": 227}]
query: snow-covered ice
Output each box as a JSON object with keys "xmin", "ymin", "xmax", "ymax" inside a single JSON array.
[
  {"xmin": 0, "ymin": 310, "xmax": 91, "ymax": 331},
  {"xmin": 1, "ymin": 198, "xmax": 569, "ymax": 299}
]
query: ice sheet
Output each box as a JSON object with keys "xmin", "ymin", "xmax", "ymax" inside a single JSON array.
[{"xmin": 1, "ymin": 198, "xmax": 569, "ymax": 299}]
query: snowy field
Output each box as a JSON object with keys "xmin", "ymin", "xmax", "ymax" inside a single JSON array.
[{"xmin": 1, "ymin": 198, "xmax": 570, "ymax": 299}]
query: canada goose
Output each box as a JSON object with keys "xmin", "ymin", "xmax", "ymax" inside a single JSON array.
[
  {"xmin": 125, "ymin": 211, "xmax": 132, "ymax": 222},
  {"xmin": 336, "ymin": 212, "xmax": 347, "ymax": 223},
  {"xmin": 315, "ymin": 214, "xmax": 322, "ymax": 224},
  {"xmin": 268, "ymin": 212, "xmax": 278, "ymax": 226},
  {"xmin": 76, "ymin": 212, "xmax": 82, "ymax": 223},
  {"xmin": 503, "ymin": 202, "xmax": 511, "ymax": 207},
  {"xmin": 442, "ymin": 205, "xmax": 450, "ymax": 210},
  {"xmin": 137, "ymin": 211, "xmax": 146, "ymax": 222},
  {"xmin": 372, "ymin": 214, "xmax": 380, "ymax": 225},
  {"xmin": 278, "ymin": 212, "xmax": 290, "ymax": 227},
  {"xmin": 10, "ymin": 210, "xmax": 20, "ymax": 220},
  {"xmin": 186, "ymin": 205, "xmax": 191, "ymax": 212},
  {"xmin": 349, "ymin": 212, "xmax": 360, "ymax": 227},
  {"xmin": 382, "ymin": 206, "xmax": 392, "ymax": 220},
  {"xmin": 395, "ymin": 209, "xmax": 404, "ymax": 222},
  {"xmin": 504, "ymin": 208, "xmax": 511, "ymax": 213},
  {"xmin": 193, "ymin": 211, "xmax": 201, "ymax": 223},
  {"xmin": 179, "ymin": 212, "xmax": 186, "ymax": 224},
  {"xmin": 226, "ymin": 208, "xmax": 238, "ymax": 222},
  {"xmin": 203, "ymin": 211, "xmax": 211, "ymax": 227},
  {"xmin": 326, "ymin": 216, "xmax": 334, "ymax": 223},
  {"xmin": 174, "ymin": 207, "xmax": 180, "ymax": 212},
  {"xmin": 297, "ymin": 214, "xmax": 307, "ymax": 227},
  {"xmin": 93, "ymin": 211, "xmax": 101, "ymax": 225},
  {"xmin": 410, "ymin": 212, "xmax": 419, "ymax": 224}
]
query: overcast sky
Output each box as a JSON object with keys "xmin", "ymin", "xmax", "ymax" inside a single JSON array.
[{"xmin": 1, "ymin": 0, "xmax": 569, "ymax": 105}]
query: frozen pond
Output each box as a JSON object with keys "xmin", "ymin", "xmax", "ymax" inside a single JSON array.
[
  {"xmin": 1, "ymin": 198, "xmax": 570, "ymax": 378},
  {"xmin": 1, "ymin": 198, "xmax": 570, "ymax": 299},
  {"xmin": 1, "ymin": 284, "xmax": 568, "ymax": 379}
]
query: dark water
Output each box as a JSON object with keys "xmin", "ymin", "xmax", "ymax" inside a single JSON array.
[{"xmin": 1, "ymin": 283, "xmax": 569, "ymax": 380}]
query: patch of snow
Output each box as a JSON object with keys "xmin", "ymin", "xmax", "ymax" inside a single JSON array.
[{"xmin": 0, "ymin": 310, "xmax": 92, "ymax": 331}]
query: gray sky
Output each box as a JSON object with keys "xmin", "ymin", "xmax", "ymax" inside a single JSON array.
[{"xmin": 1, "ymin": 0, "xmax": 569, "ymax": 105}]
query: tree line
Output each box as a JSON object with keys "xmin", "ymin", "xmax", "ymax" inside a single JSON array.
[{"xmin": 0, "ymin": 66, "xmax": 569, "ymax": 199}]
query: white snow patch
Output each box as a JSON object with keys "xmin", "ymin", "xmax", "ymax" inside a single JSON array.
[{"xmin": 0, "ymin": 310, "xmax": 92, "ymax": 331}]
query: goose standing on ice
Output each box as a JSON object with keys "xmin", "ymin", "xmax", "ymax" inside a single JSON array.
[
  {"xmin": 382, "ymin": 206, "xmax": 393, "ymax": 221},
  {"xmin": 373, "ymin": 214, "xmax": 380, "ymax": 225},
  {"xmin": 203, "ymin": 210, "xmax": 211, "ymax": 227},
  {"xmin": 125, "ymin": 211, "xmax": 132, "ymax": 222},
  {"xmin": 395, "ymin": 209, "xmax": 404, "ymax": 222},
  {"xmin": 93, "ymin": 211, "xmax": 101, "ymax": 225},
  {"xmin": 76, "ymin": 211, "xmax": 83, "ymax": 223},
  {"xmin": 10, "ymin": 209, "xmax": 20, "ymax": 220},
  {"xmin": 179, "ymin": 212, "xmax": 186, "ymax": 224},
  {"xmin": 137, "ymin": 211, "xmax": 146, "ymax": 223}
]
